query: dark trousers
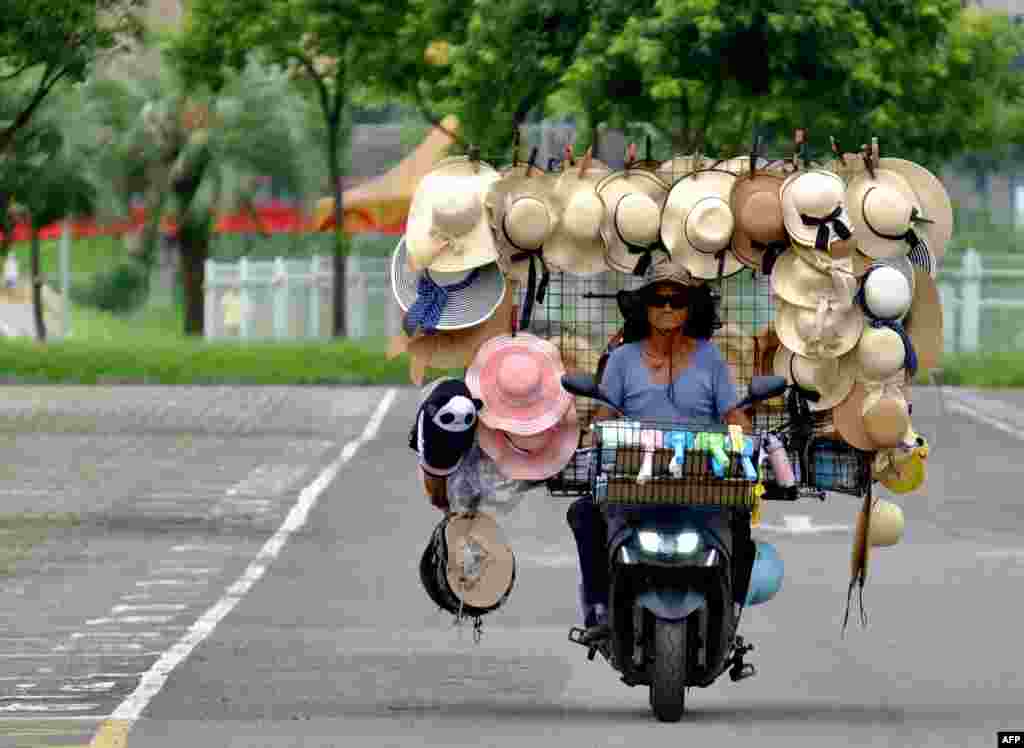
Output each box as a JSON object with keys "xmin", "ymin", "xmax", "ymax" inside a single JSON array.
[{"xmin": 566, "ymin": 497, "xmax": 609, "ymax": 626}]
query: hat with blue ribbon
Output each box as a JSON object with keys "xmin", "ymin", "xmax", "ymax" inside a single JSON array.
[
  {"xmin": 391, "ymin": 237, "xmax": 506, "ymax": 336},
  {"xmin": 846, "ymin": 166, "xmax": 937, "ymax": 262}
]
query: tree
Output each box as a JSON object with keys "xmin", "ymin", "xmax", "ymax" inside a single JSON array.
[
  {"xmin": 0, "ymin": 117, "xmax": 94, "ymax": 340},
  {"xmin": 0, "ymin": 0, "xmax": 145, "ymax": 155},
  {"xmin": 556, "ymin": 0, "xmax": 1024, "ymax": 169},
  {"xmin": 168, "ymin": 0, "xmax": 414, "ymax": 338}
]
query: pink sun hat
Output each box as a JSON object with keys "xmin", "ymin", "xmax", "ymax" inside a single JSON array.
[
  {"xmin": 478, "ymin": 406, "xmax": 580, "ymax": 480},
  {"xmin": 466, "ymin": 333, "xmax": 573, "ymax": 436}
]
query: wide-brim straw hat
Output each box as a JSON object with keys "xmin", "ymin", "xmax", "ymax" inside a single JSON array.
[
  {"xmin": 771, "ymin": 244, "xmax": 858, "ymax": 310},
  {"xmin": 780, "ymin": 169, "xmax": 851, "ymax": 250},
  {"xmin": 853, "ymin": 323, "xmax": 914, "ymax": 382},
  {"xmin": 876, "ymin": 158, "xmax": 953, "ymax": 270},
  {"xmin": 478, "ymin": 405, "xmax": 580, "ymax": 480},
  {"xmin": 730, "ymin": 171, "xmax": 788, "ymax": 271},
  {"xmin": 543, "ymin": 171, "xmax": 609, "ymax": 277},
  {"xmin": 550, "ymin": 333, "xmax": 603, "ymax": 427},
  {"xmin": 596, "ymin": 170, "xmax": 671, "ymax": 275},
  {"xmin": 616, "ymin": 257, "xmax": 702, "ymax": 322},
  {"xmin": 773, "ymin": 343, "xmax": 856, "ymax": 411},
  {"xmin": 774, "ymin": 297, "xmax": 865, "ymax": 359},
  {"xmin": 833, "ymin": 377, "xmax": 910, "ymax": 451},
  {"xmin": 406, "ymin": 156, "xmax": 502, "ymax": 273},
  {"xmin": 714, "ymin": 323, "xmax": 756, "ymax": 389},
  {"xmin": 904, "ymin": 266, "xmax": 944, "ymax": 371},
  {"xmin": 661, "ymin": 169, "xmax": 743, "ymax": 280},
  {"xmin": 466, "ymin": 332, "xmax": 572, "ymax": 436},
  {"xmin": 442, "ymin": 511, "xmax": 516, "ymax": 610},
  {"xmin": 846, "ymin": 162, "xmax": 951, "ymax": 263},
  {"xmin": 387, "ymin": 289, "xmax": 515, "ymax": 385},
  {"xmin": 391, "ymin": 237, "xmax": 506, "ymax": 331},
  {"xmin": 486, "ymin": 172, "xmax": 559, "ymax": 283}
]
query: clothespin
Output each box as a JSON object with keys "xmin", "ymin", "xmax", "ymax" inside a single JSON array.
[
  {"xmin": 694, "ymin": 151, "xmax": 704, "ymax": 174},
  {"xmin": 526, "ymin": 146, "xmax": 538, "ymax": 176},
  {"xmin": 469, "ymin": 145, "xmax": 481, "ymax": 173},
  {"xmin": 749, "ymin": 135, "xmax": 762, "ymax": 177},
  {"xmin": 578, "ymin": 146, "xmax": 593, "ymax": 178},
  {"xmin": 512, "ymin": 128, "xmax": 520, "ymax": 167},
  {"xmin": 794, "ymin": 127, "xmax": 807, "ymax": 171},
  {"xmin": 645, "ymin": 134, "xmax": 652, "ymax": 163},
  {"xmin": 871, "ymin": 136, "xmax": 880, "ymax": 165},
  {"xmin": 625, "ymin": 142, "xmax": 637, "ymax": 169},
  {"xmin": 564, "ymin": 142, "xmax": 575, "ymax": 167},
  {"xmin": 861, "ymin": 142, "xmax": 876, "ymax": 179}
]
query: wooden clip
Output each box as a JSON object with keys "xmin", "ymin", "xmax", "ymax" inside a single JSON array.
[
  {"xmin": 625, "ymin": 142, "xmax": 637, "ymax": 169},
  {"xmin": 862, "ymin": 142, "xmax": 876, "ymax": 179},
  {"xmin": 578, "ymin": 146, "xmax": 593, "ymax": 178},
  {"xmin": 469, "ymin": 145, "xmax": 481, "ymax": 173},
  {"xmin": 564, "ymin": 143, "xmax": 575, "ymax": 167},
  {"xmin": 871, "ymin": 137, "xmax": 879, "ymax": 165},
  {"xmin": 793, "ymin": 128, "xmax": 806, "ymax": 171},
  {"xmin": 512, "ymin": 128, "xmax": 520, "ymax": 167},
  {"xmin": 749, "ymin": 135, "xmax": 762, "ymax": 177},
  {"xmin": 527, "ymin": 146, "xmax": 539, "ymax": 175},
  {"xmin": 645, "ymin": 134, "xmax": 652, "ymax": 163}
]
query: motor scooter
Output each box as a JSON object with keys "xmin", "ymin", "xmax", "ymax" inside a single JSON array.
[{"xmin": 562, "ymin": 373, "xmax": 790, "ymax": 722}]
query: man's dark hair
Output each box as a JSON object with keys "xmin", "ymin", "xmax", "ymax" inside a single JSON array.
[{"xmin": 620, "ymin": 284, "xmax": 720, "ymax": 343}]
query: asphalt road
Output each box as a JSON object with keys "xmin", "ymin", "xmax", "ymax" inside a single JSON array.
[{"xmin": 0, "ymin": 385, "xmax": 1022, "ymax": 747}]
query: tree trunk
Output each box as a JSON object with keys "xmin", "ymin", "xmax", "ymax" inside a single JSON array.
[
  {"xmin": 327, "ymin": 113, "xmax": 348, "ymax": 338},
  {"xmin": 179, "ymin": 237, "xmax": 208, "ymax": 337},
  {"xmin": 30, "ymin": 228, "xmax": 46, "ymax": 341}
]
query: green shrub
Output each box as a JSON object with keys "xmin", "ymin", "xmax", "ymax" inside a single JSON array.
[{"xmin": 71, "ymin": 260, "xmax": 150, "ymax": 313}]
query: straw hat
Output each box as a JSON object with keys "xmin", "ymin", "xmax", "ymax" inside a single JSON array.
[
  {"xmin": 780, "ymin": 169, "xmax": 852, "ymax": 250},
  {"xmin": 543, "ymin": 172, "xmax": 609, "ymax": 277},
  {"xmin": 466, "ymin": 332, "xmax": 572, "ymax": 436},
  {"xmin": 771, "ymin": 244, "xmax": 858, "ymax": 310},
  {"xmin": 478, "ymin": 405, "xmax": 580, "ymax": 480},
  {"xmin": 853, "ymin": 324, "xmax": 913, "ymax": 382},
  {"xmin": 391, "ymin": 237, "xmax": 506, "ymax": 335},
  {"xmin": 876, "ymin": 158, "xmax": 953, "ymax": 269},
  {"xmin": 857, "ymin": 259, "xmax": 915, "ymax": 322},
  {"xmin": 867, "ymin": 499, "xmax": 905, "ymax": 547},
  {"xmin": 406, "ymin": 156, "xmax": 502, "ymax": 272},
  {"xmin": 660, "ymin": 169, "xmax": 743, "ymax": 280},
  {"xmin": 596, "ymin": 170, "xmax": 671, "ymax": 275},
  {"xmin": 846, "ymin": 163, "xmax": 949, "ymax": 261},
  {"xmin": 875, "ymin": 433, "xmax": 929, "ymax": 494},
  {"xmin": 832, "ymin": 377, "xmax": 909, "ymax": 451},
  {"xmin": 436, "ymin": 511, "xmax": 516, "ymax": 613},
  {"xmin": 550, "ymin": 334, "xmax": 603, "ymax": 428},
  {"xmin": 730, "ymin": 172, "xmax": 788, "ymax": 272},
  {"xmin": 487, "ymin": 172, "xmax": 559, "ymax": 283},
  {"xmin": 904, "ymin": 266, "xmax": 944, "ymax": 371},
  {"xmin": 715, "ymin": 323, "xmax": 756, "ymax": 390},
  {"xmin": 657, "ymin": 155, "xmax": 698, "ymax": 184},
  {"xmin": 773, "ymin": 344, "xmax": 856, "ymax": 411},
  {"xmin": 387, "ymin": 288, "xmax": 514, "ymax": 385},
  {"xmin": 774, "ymin": 297, "xmax": 865, "ymax": 359}
]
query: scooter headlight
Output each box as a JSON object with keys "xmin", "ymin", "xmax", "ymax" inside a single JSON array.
[
  {"xmin": 636, "ymin": 530, "xmax": 701, "ymax": 556},
  {"xmin": 675, "ymin": 531, "xmax": 700, "ymax": 554},
  {"xmin": 638, "ymin": 531, "xmax": 662, "ymax": 554}
]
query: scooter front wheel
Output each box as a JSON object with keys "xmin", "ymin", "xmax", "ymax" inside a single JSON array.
[{"xmin": 649, "ymin": 618, "xmax": 687, "ymax": 722}]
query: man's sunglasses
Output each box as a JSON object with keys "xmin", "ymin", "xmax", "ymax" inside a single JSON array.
[{"xmin": 645, "ymin": 292, "xmax": 689, "ymax": 310}]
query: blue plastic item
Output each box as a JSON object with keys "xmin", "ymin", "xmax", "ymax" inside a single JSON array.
[
  {"xmin": 738, "ymin": 436, "xmax": 758, "ymax": 481},
  {"xmin": 744, "ymin": 541, "xmax": 784, "ymax": 606},
  {"xmin": 665, "ymin": 431, "xmax": 694, "ymax": 474}
]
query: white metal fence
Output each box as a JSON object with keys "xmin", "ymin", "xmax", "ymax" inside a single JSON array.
[
  {"xmin": 203, "ymin": 253, "xmax": 401, "ymax": 340},
  {"xmin": 938, "ymin": 248, "xmax": 1024, "ymax": 354}
]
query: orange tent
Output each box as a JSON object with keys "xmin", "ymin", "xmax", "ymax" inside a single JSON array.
[{"xmin": 314, "ymin": 114, "xmax": 459, "ymax": 234}]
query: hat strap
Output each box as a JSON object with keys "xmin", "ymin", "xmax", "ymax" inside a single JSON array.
[
  {"xmin": 753, "ymin": 239, "xmax": 787, "ymax": 275},
  {"xmin": 403, "ymin": 269, "xmax": 480, "ymax": 336},
  {"xmin": 800, "ymin": 205, "xmax": 851, "ymax": 250},
  {"xmin": 501, "ymin": 214, "xmax": 550, "ymax": 331},
  {"xmin": 612, "ymin": 199, "xmax": 664, "ymax": 277},
  {"xmin": 869, "ymin": 318, "xmax": 919, "ymax": 377}
]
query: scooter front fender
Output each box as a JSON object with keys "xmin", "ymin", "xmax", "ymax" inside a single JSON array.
[{"xmin": 635, "ymin": 587, "xmax": 707, "ymax": 622}]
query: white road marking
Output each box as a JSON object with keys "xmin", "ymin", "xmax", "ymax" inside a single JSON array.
[
  {"xmin": 60, "ymin": 682, "xmax": 116, "ymax": 693},
  {"xmin": 86, "ymin": 616, "xmax": 175, "ymax": 626},
  {"xmin": 103, "ymin": 388, "xmax": 398, "ymax": 727},
  {"xmin": 111, "ymin": 604, "xmax": 187, "ymax": 614},
  {"xmin": 170, "ymin": 544, "xmax": 233, "ymax": 553},
  {"xmin": 756, "ymin": 514, "xmax": 851, "ymax": 534},
  {"xmin": 135, "ymin": 579, "xmax": 205, "ymax": 588},
  {"xmin": 0, "ymin": 694, "xmax": 84, "ymax": 701},
  {"xmin": 944, "ymin": 389, "xmax": 1024, "ymax": 441},
  {"xmin": 0, "ymin": 702, "xmax": 101, "ymax": 712},
  {"xmin": 148, "ymin": 567, "xmax": 217, "ymax": 576},
  {"xmin": 72, "ymin": 632, "xmax": 163, "ymax": 639}
]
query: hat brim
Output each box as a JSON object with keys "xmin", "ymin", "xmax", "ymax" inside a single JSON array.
[
  {"xmin": 543, "ymin": 173, "xmax": 609, "ymax": 277},
  {"xmin": 861, "ymin": 388, "xmax": 912, "ymax": 449},
  {"xmin": 781, "ymin": 170, "xmax": 847, "ymax": 248},
  {"xmin": 832, "ymin": 380, "xmax": 909, "ymax": 451},
  {"xmin": 443, "ymin": 511, "xmax": 516, "ymax": 609},
  {"xmin": 595, "ymin": 171, "xmax": 670, "ymax": 275},
  {"xmin": 391, "ymin": 237, "xmax": 507, "ymax": 331},
  {"xmin": 477, "ymin": 406, "xmax": 580, "ymax": 480},
  {"xmin": 905, "ymin": 266, "xmax": 944, "ymax": 371},
  {"xmin": 466, "ymin": 333, "xmax": 572, "ymax": 435},
  {"xmin": 846, "ymin": 170, "xmax": 926, "ymax": 260},
  {"xmin": 660, "ymin": 169, "xmax": 743, "ymax": 280},
  {"xmin": 486, "ymin": 173, "xmax": 559, "ymax": 282},
  {"xmin": 770, "ymin": 247, "xmax": 856, "ymax": 310},
  {"xmin": 775, "ymin": 297, "xmax": 864, "ymax": 359},
  {"xmin": 772, "ymin": 344, "xmax": 855, "ymax": 411},
  {"xmin": 406, "ymin": 158, "xmax": 501, "ymax": 272},
  {"xmin": 877, "ymin": 158, "xmax": 952, "ymax": 268},
  {"xmin": 730, "ymin": 173, "xmax": 788, "ymax": 271}
]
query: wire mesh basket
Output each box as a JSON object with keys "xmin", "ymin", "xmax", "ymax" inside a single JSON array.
[
  {"xmin": 585, "ymin": 419, "xmax": 762, "ymax": 508},
  {"xmin": 804, "ymin": 437, "xmax": 873, "ymax": 497}
]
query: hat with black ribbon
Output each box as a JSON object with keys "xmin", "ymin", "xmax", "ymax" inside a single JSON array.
[
  {"xmin": 781, "ymin": 169, "xmax": 852, "ymax": 252},
  {"xmin": 391, "ymin": 237, "xmax": 506, "ymax": 336},
  {"xmin": 596, "ymin": 169, "xmax": 671, "ymax": 277},
  {"xmin": 486, "ymin": 172, "xmax": 558, "ymax": 331}
]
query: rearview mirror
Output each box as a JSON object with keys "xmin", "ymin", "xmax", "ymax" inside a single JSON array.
[{"xmin": 748, "ymin": 375, "xmax": 788, "ymax": 402}]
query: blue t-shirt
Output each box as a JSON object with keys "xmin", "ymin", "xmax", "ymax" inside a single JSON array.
[{"xmin": 600, "ymin": 339, "xmax": 739, "ymax": 425}]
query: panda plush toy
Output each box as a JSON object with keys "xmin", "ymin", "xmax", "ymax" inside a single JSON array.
[{"xmin": 409, "ymin": 378, "xmax": 484, "ymax": 478}]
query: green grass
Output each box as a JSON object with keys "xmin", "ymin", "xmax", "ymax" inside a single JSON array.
[
  {"xmin": 0, "ymin": 512, "xmax": 80, "ymax": 576},
  {"xmin": 925, "ymin": 352, "xmax": 1024, "ymax": 388}
]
